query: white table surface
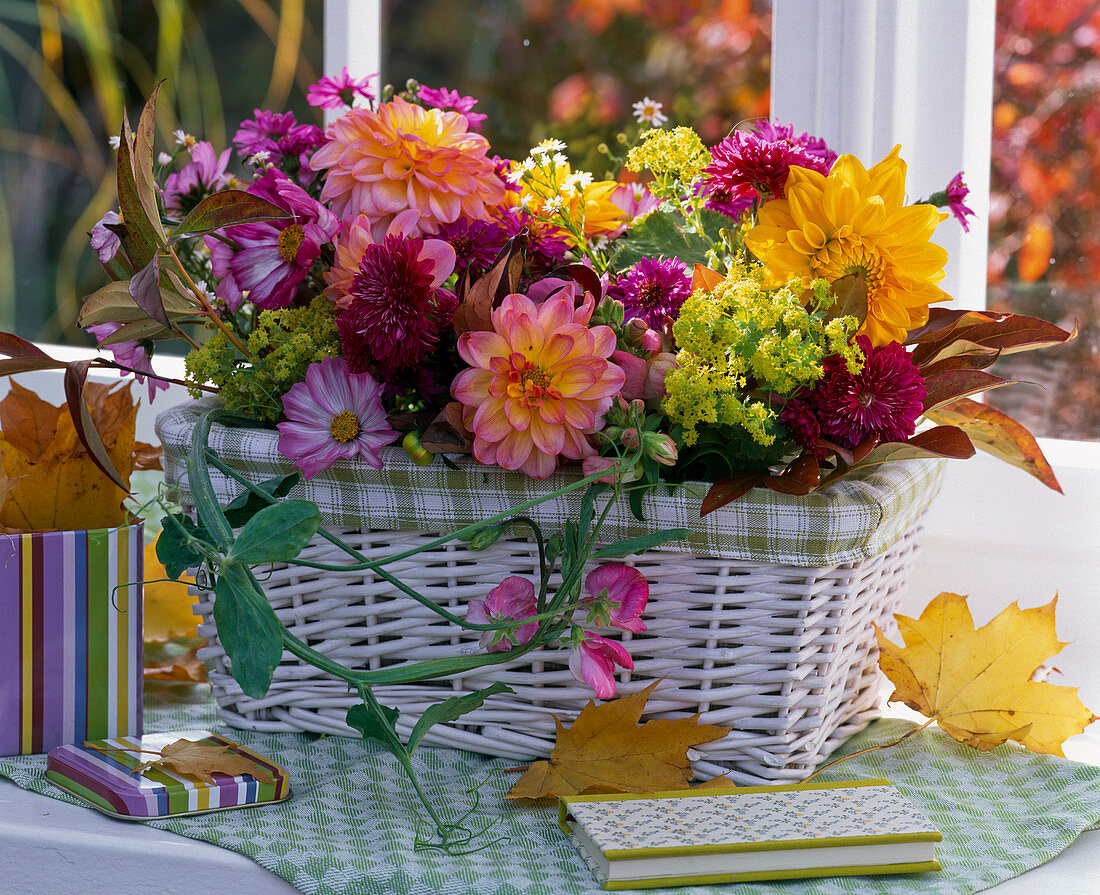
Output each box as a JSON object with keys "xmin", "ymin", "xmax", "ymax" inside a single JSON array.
[{"xmin": 3, "ymin": 708, "xmax": 1099, "ymax": 895}]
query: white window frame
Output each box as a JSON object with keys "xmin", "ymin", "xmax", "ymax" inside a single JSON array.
[{"xmin": 329, "ymin": 0, "xmax": 1100, "ymax": 638}]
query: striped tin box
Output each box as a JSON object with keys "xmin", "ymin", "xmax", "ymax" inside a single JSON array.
[
  {"xmin": 46, "ymin": 729, "xmax": 290, "ymax": 819},
  {"xmin": 0, "ymin": 521, "xmax": 143, "ymax": 756}
]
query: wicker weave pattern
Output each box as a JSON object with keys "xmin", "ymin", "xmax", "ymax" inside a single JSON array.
[{"xmin": 192, "ymin": 521, "xmax": 925, "ymax": 785}]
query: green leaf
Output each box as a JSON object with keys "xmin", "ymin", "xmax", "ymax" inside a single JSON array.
[
  {"xmin": 80, "ymin": 279, "xmax": 195, "ymax": 326},
  {"xmin": 97, "ymin": 318, "xmax": 174, "ymax": 345},
  {"xmin": 171, "ymin": 189, "xmax": 291, "ymax": 241},
  {"xmin": 213, "ymin": 564, "xmax": 284, "ymax": 698},
  {"xmin": 592, "ymin": 528, "xmax": 689, "ymax": 559},
  {"xmin": 132, "ymin": 82, "xmax": 167, "ymax": 243},
  {"xmin": 612, "ymin": 209, "xmax": 727, "ymax": 270},
  {"xmin": 346, "ymin": 702, "xmax": 403, "ymax": 756},
  {"xmin": 115, "ymin": 117, "xmax": 163, "ymax": 266},
  {"xmin": 157, "ymin": 513, "xmax": 210, "ymax": 579},
  {"xmin": 228, "ymin": 499, "xmax": 321, "ymax": 566},
  {"xmin": 222, "ymin": 472, "xmax": 302, "ymax": 529},
  {"xmin": 407, "ymin": 682, "xmax": 513, "ymax": 754}
]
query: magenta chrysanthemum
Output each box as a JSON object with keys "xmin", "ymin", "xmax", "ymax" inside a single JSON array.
[
  {"xmin": 701, "ymin": 127, "xmax": 834, "ymax": 214},
  {"xmin": 336, "ymin": 233, "xmax": 457, "ymax": 378},
  {"xmin": 611, "ymin": 256, "xmax": 691, "ymax": 328},
  {"xmin": 434, "ymin": 217, "xmax": 509, "ymax": 282},
  {"xmin": 307, "ymin": 66, "xmax": 375, "ymax": 110},
  {"xmin": 779, "ymin": 396, "xmax": 825, "ymax": 458},
  {"xmin": 163, "ymin": 141, "xmax": 231, "ymax": 214},
  {"xmin": 754, "ymin": 120, "xmax": 838, "ymax": 168},
  {"xmin": 946, "ymin": 171, "xmax": 976, "ymax": 233},
  {"xmin": 417, "ymin": 85, "xmax": 487, "ymax": 132},
  {"xmin": 810, "ymin": 336, "xmax": 926, "ymax": 449},
  {"xmin": 276, "ymin": 356, "xmax": 397, "ymax": 479},
  {"xmin": 205, "ymin": 169, "xmax": 339, "ymax": 311}
]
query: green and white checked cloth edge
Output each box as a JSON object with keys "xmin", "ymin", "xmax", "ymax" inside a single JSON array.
[
  {"xmin": 2, "ymin": 689, "xmax": 1099, "ymax": 895},
  {"xmin": 155, "ymin": 400, "xmax": 946, "ymax": 567}
]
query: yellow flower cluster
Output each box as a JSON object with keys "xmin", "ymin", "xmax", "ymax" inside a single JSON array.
[
  {"xmin": 624, "ymin": 126, "xmax": 711, "ymax": 189},
  {"xmin": 663, "ymin": 269, "xmax": 861, "ymax": 447},
  {"xmin": 186, "ymin": 296, "xmax": 340, "ymax": 422}
]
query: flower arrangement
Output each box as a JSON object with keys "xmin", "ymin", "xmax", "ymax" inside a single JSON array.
[{"xmin": 2, "ymin": 73, "xmax": 1071, "ymax": 847}]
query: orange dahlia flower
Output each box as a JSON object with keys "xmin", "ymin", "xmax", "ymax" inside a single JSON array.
[
  {"xmin": 745, "ymin": 145, "xmax": 950, "ymax": 345},
  {"xmin": 310, "ymin": 97, "xmax": 505, "ymax": 237},
  {"xmin": 453, "ymin": 286, "xmax": 625, "ymax": 480}
]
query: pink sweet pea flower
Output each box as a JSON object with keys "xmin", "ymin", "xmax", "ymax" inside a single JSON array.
[
  {"xmin": 465, "ymin": 576, "xmax": 540, "ymax": 652},
  {"xmin": 569, "ymin": 632, "xmax": 633, "ymax": 699},
  {"xmin": 89, "ymin": 211, "xmax": 121, "ymax": 264},
  {"xmin": 583, "ymin": 564, "xmax": 649, "ymax": 633}
]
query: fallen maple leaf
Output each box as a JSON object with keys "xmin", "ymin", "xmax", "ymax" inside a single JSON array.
[
  {"xmin": 143, "ymin": 535, "xmax": 199, "ymax": 641},
  {"xmin": 144, "ymin": 646, "xmax": 207, "ymax": 683},
  {"xmin": 506, "ymin": 681, "xmax": 730, "ymax": 799},
  {"xmin": 137, "ymin": 738, "xmax": 275, "ymax": 784},
  {"xmin": 876, "ymin": 592, "xmax": 1098, "ymax": 756}
]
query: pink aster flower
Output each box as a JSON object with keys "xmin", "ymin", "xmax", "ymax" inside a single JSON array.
[
  {"xmin": 810, "ymin": 336, "xmax": 926, "ymax": 449},
  {"xmin": 417, "ymin": 85, "xmax": 487, "ymax": 132},
  {"xmin": 205, "ymin": 169, "xmax": 339, "ymax": 311},
  {"xmin": 701, "ymin": 127, "xmax": 833, "ymax": 215},
  {"xmin": 452, "ymin": 284, "xmax": 625, "ymax": 480},
  {"xmin": 582, "ymin": 564, "xmax": 649, "ymax": 633},
  {"xmin": 276, "ymin": 356, "xmax": 397, "ymax": 479},
  {"xmin": 307, "ymin": 66, "xmax": 375, "ymax": 110},
  {"xmin": 86, "ymin": 322, "xmax": 169, "ymax": 403},
  {"xmin": 89, "ymin": 211, "xmax": 121, "ymax": 264},
  {"xmin": 945, "ymin": 172, "xmax": 976, "ymax": 232},
  {"xmin": 610, "ymin": 256, "xmax": 692, "ymax": 329},
  {"xmin": 163, "ymin": 141, "xmax": 231, "ymax": 214},
  {"xmin": 332, "ymin": 215, "xmax": 457, "ymax": 380},
  {"xmin": 569, "ymin": 632, "xmax": 633, "ymax": 699},
  {"xmin": 466, "ymin": 576, "xmax": 539, "ymax": 652}
]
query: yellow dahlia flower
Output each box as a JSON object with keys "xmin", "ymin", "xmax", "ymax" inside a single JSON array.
[
  {"xmin": 744, "ymin": 145, "xmax": 949, "ymax": 345},
  {"xmin": 311, "ymin": 97, "xmax": 505, "ymax": 237}
]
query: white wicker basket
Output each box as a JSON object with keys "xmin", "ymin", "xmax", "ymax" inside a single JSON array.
[{"xmin": 158, "ymin": 401, "xmax": 943, "ymax": 784}]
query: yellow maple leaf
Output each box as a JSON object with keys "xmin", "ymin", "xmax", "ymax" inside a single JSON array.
[
  {"xmin": 143, "ymin": 536, "xmax": 199, "ymax": 642},
  {"xmin": 506, "ymin": 681, "xmax": 730, "ymax": 799},
  {"xmin": 136, "ymin": 738, "xmax": 275, "ymax": 784},
  {"xmin": 876, "ymin": 592, "xmax": 1098, "ymax": 756}
]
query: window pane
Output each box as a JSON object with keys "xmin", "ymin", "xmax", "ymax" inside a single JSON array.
[
  {"xmin": 0, "ymin": 0, "xmax": 323, "ymax": 345},
  {"xmin": 986, "ymin": 1, "xmax": 1100, "ymax": 442},
  {"xmin": 383, "ymin": 0, "xmax": 772, "ymax": 176}
]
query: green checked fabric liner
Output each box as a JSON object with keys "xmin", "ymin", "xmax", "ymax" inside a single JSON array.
[
  {"xmin": 156, "ymin": 399, "xmax": 944, "ymax": 567},
  {"xmin": 155, "ymin": 399, "xmax": 944, "ymax": 783},
  {"xmin": 2, "ymin": 692, "xmax": 1099, "ymax": 895}
]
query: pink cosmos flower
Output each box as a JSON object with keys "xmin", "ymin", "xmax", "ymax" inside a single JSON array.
[
  {"xmin": 583, "ymin": 564, "xmax": 649, "ymax": 633},
  {"xmin": 205, "ymin": 169, "xmax": 339, "ymax": 311},
  {"xmin": 307, "ymin": 66, "xmax": 375, "ymax": 110},
  {"xmin": 569, "ymin": 632, "xmax": 633, "ymax": 699},
  {"xmin": 810, "ymin": 336, "xmax": 926, "ymax": 449},
  {"xmin": 86, "ymin": 322, "xmax": 169, "ymax": 403},
  {"xmin": 452, "ymin": 284, "xmax": 625, "ymax": 480},
  {"xmin": 276, "ymin": 356, "xmax": 397, "ymax": 479},
  {"xmin": 466, "ymin": 576, "xmax": 540, "ymax": 652},
  {"xmin": 163, "ymin": 141, "xmax": 232, "ymax": 214},
  {"xmin": 89, "ymin": 211, "xmax": 121, "ymax": 264},
  {"xmin": 417, "ymin": 85, "xmax": 487, "ymax": 132}
]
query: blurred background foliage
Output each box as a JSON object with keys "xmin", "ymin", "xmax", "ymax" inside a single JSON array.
[{"xmin": 0, "ymin": 0, "xmax": 1094, "ymax": 439}]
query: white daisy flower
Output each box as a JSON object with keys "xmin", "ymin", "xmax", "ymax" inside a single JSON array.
[
  {"xmin": 632, "ymin": 97, "xmax": 667, "ymax": 127},
  {"xmin": 107, "ymin": 135, "xmax": 121, "ymax": 150}
]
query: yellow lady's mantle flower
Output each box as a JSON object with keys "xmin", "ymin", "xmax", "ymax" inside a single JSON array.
[{"xmin": 745, "ymin": 145, "xmax": 949, "ymax": 345}]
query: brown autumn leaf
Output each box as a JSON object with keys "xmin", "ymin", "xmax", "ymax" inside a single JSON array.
[
  {"xmin": 144, "ymin": 647, "xmax": 207, "ymax": 683},
  {"xmin": 133, "ymin": 440, "xmax": 164, "ymax": 471},
  {"xmin": 0, "ymin": 381, "xmax": 63, "ymax": 462},
  {"xmin": 506, "ymin": 681, "xmax": 730, "ymax": 799},
  {"xmin": 876, "ymin": 592, "xmax": 1097, "ymax": 756},
  {"xmin": 137, "ymin": 738, "xmax": 275, "ymax": 784}
]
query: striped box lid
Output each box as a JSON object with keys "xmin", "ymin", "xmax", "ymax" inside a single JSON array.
[{"xmin": 45, "ymin": 729, "xmax": 290, "ymax": 819}]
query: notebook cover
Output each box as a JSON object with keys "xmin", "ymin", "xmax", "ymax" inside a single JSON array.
[
  {"xmin": 46, "ymin": 729, "xmax": 290, "ymax": 819},
  {"xmin": 559, "ymin": 779, "xmax": 942, "ymax": 888}
]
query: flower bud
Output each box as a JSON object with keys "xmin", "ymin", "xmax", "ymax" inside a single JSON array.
[
  {"xmin": 464, "ymin": 523, "xmax": 506, "ymax": 551},
  {"xmin": 621, "ymin": 428, "xmax": 641, "ymax": 449},
  {"xmin": 643, "ymin": 432, "xmax": 678, "ymax": 466},
  {"xmin": 640, "ymin": 328, "xmax": 662, "ymax": 353},
  {"xmin": 402, "ymin": 432, "xmax": 433, "ymax": 466}
]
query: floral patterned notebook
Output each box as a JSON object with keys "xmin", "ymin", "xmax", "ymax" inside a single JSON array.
[{"xmin": 558, "ymin": 778, "xmax": 941, "ymax": 890}]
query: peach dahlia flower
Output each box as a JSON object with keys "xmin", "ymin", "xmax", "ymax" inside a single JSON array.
[
  {"xmin": 452, "ymin": 286, "xmax": 625, "ymax": 480},
  {"xmin": 310, "ymin": 97, "xmax": 505, "ymax": 238}
]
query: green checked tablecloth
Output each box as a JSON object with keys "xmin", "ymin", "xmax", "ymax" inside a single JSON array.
[
  {"xmin": 2, "ymin": 689, "xmax": 1100, "ymax": 895},
  {"xmin": 156, "ymin": 399, "xmax": 945, "ymax": 567}
]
